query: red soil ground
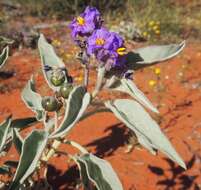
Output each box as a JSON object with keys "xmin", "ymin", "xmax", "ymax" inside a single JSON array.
[{"xmin": 0, "ymin": 32, "xmax": 201, "ymax": 190}]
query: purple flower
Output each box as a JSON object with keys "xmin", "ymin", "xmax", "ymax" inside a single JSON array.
[
  {"xmin": 87, "ymin": 28, "xmax": 127, "ymax": 70},
  {"xmin": 69, "ymin": 6, "xmax": 102, "ymax": 39}
]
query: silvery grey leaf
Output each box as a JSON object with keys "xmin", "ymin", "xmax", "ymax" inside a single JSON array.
[
  {"xmin": 44, "ymin": 116, "xmax": 55, "ymax": 133},
  {"xmin": 21, "ymin": 77, "xmax": 44, "ymax": 121},
  {"xmin": 38, "ymin": 34, "xmax": 66, "ymax": 90},
  {"xmin": 76, "ymin": 153, "xmax": 123, "ymax": 190},
  {"xmin": 50, "ymin": 86, "xmax": 91, "ymax": 138},
  {"xmin": 9, "ymin": 130, "xmax": 48, "ymax": 190},
  {"xmin": 127, "ymin": 41, "xmax": 185, "ymax": 70},
  {"xmin": 108, "ymin": 78, "xmax": 158, "ymax": 113},
  {"xmin": 74, "ymin": 157, "xmax": 91, "ymax": 189},
  {"xmin": 13, "ymin": 129, "xmax": 23, "ymax": 154},
  {"xmin": 0, "ymin": 165, "xmax": 10, "ymax": 175},
  {"xmin": 105, "ymin": 99, "xmax": 186, "ymax": 169},
  {"xmin": 0, "ymin": 46, "xmax": 9, "ymax": 69},
  {"xmin": 0, "ymin": 116, "xmax": 12, "ymax": 152},
  {"xmin": 11, "ymin": 117, "xmax": 37, "ymax": 130}
]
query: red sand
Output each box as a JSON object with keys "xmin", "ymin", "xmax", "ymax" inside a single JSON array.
[{"xmin": 0, "ymin": 41, "xmax": 201, "ymax": 190}]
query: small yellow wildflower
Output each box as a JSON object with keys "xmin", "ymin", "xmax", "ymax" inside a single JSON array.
[
  {"xmin": 154, "ymin": 68, "xmax": 161, "ymax": 75},
  {"xmin": 155, "ymin": 30, "xmax": 160, "ymax": 35},
  {"xmin": 76, "ymin": 76, "xmax": 83, "ymax": 82},
  {"xmin": 143, "ymin": 31, "xmax": 148, "ymax": 37},
  {"xmin": 149, "ymin": 20, "xmax": 155, "ymax": 27},
  {"xmin": 65, "ymin": 53, "xmax": 71, "ymax": 58},
  {"xmin": 52, "ymin": 39, "xmax": 61, "ymax": 46},
  {"xmin": 149, "ymin": 80, "xmax": 157, "ymax": 87},
  {"xmin": 153, "ymin": 25, "xmax": 159, "ymax": 31}
]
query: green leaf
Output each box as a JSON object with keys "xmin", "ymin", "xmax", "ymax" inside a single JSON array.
[
  {"xmin": 0, "ymin": 36, "xmax": 14, "ymax": 45},
  {"xmin": 76, "ymin": 153, "xmax": 123, "ymax": 190},
  {"xmin": 0, "ymin": 165, "xmax": 10, "ymax": 175},
  {"xmin": 0, "ymin": 116, "xmax": 12, "ymax": 152},
  {"xmin": 44, "ymin": 117, "xmax": 55, "ymax": 133},
  {"xmin": 9, "ymin": 130, "xmax": 48, "ymax": 190},
  {"xmin": 0, "ymin": 46, "xmax": 9, "ymax": 69},
  {"xmin": 126, "ymin": 41, "xmax": 185, "ymax": 70},
  {"xmin": 105, "ymin": 99, "xmax": 186, "ymax": 169},
  {"xmin": 4, "ymin": 161, "xmax": 18, "ymax": 169},
  {"xmin": 11, "ymin": 117, "xmax": 37, "ymax": 130},
  {"xmin": 75, "ymin": 158, "xmax": 91, "ymax": 189},
  {"xmin": 50, "ymin": 86, "xmax": 91, "ymax": 138},
  {"xmin": 38, "ymin": 34, "xmax": 66, "ymax": 90},
  {"xmin": 13, "ymin": 129, "xmax": 23, "ymax": 154},
  {"xmin": 109, "ymin": 78, "xmax": 158, "ymax": 113},
  {"xmin": 21, "ymin": 77, "xmax": 44, "ymax": 121}
]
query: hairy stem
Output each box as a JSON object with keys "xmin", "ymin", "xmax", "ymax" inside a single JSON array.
[
  {"xmin": 84, "ymin": 65, "xmax": 89, "ymax": 88},
  {"xmin": 63, "ymin": 140, "xmax": 88, "ymax": 154},
  {"xmin": 54, "ymin": 112, "xmax": 58, "ymax": 131},
  {"xmin": 92, "ymin": 66, "xmax": 106, "ymax": 98},
  {"xmin": 42, "ymin": 140, "xmax": 61, "ymax": 162}
]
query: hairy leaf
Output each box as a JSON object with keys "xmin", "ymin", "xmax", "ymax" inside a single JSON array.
[
  {"xmin": 38, "ymin": 34, "xmax": 66, "ymax": 90},
  {"xmin": 75, "ymin": 158, "xmax": 91, "ymax": 189},
  {"xmin": 109, "ymin": 78, "xmax": 158, "ymax": 113},
  {"xmin": 11, "ymin": 117, "xmax": 37, "ymax": 130},
  {"xmin": 44, "ymin": 117, "xmax": 55, "ymax": 133},
  {"xmin": 105, "ymin": 99, "xmax": 186, "ymax": 169},
  {"xmin": 21, "ymin": 77, "xmax": 44, "ymax": 121},
  {"xmin": 0, "ymin": 165, "xmax": 10, "ymax": 175},
  {"xmin": 4, "ymin": 161, "xmax": 18, "ymax": 169},
  {"xmin": 148, "ymin": 165, "xmax": 164, "ymax": 176},
  {"xmin": 0, "ymin": 116, "xmax": 12, "ymax": 152},
  {"xmin": 76, "ymin": 153, "xmax": 123, "ymax": 190},
  {"xmin": 127, "ymin": 41, "xmax": 185, "ymax": 70},
  {"xmin": 50, "ymin": 86, "xmax": 91, "ymax": 138},
  {"xmin": 0, "ymin": 36, "xmax": 14, "ymax": 45},
  {"xmin": 13, "ymin": 129, "xmax": 23, "ymax": 154},
  {"xmin": 0, "ymin": 46, "xmax": 9, "ymax": 69},
  {"xmin": 9, "ymin": 130, "xmax": 48, "ymax": 190}
]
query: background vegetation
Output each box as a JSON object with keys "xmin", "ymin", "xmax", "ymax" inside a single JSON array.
[{"xmin": 0, "ymin": 0, "xmax": 201, "ymax": 43}]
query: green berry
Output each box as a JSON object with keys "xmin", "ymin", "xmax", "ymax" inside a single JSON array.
[
  {"xmin": 50, "ymin": 69, "xmax": 65, "ymax": 86},
  {"xmin": 59, "ymin": 83, "xmax": 74, "ymax": 99},
  {"xmin": 41, "ymin": 96, "xmax": 59, "ymax": 112}
]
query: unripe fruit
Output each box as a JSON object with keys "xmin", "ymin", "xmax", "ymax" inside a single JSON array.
[
  {"xmin": 50, "ymin": 69, "xmax": 65, "ymax": 86},
  {"xmin": 59, "ymin": 83, "xmax": 74, "ymax": 99},
  {"xmin": 41, "ymin": 96, "xmax": 59, "ymax": 112}
]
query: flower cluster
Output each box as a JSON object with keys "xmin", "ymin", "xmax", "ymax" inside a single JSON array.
[
  {"xmin": 69, "ymin": 6, "xmax": 127, "ymax": 71},
  {"xmin": 69, "ymin": 6, "xmax": 102, "ymax": 39}
]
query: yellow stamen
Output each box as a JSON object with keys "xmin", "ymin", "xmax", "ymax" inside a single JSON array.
[
  {"xmin": 95, "ymin": 38, "xmax": 105, "ymax": 45},
  {"xmin": 77, "ymin": 16, "xmax": 85, "ymax": 25},
  {"xmin": 117, "ymin": 47, "xmax": 126, "ymax": 56}
]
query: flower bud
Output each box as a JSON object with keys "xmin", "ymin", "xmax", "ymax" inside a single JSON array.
[
  {"xmin": 41, "ymin": 96, "xmax": 59, "ymax": 112},
  {"xmin": 59, "ymin": 83, "xmax": 74, "ymax": 99},
  {"xmin": 50, "ymin": 69, "xmax": 65, "ymax": 86}
]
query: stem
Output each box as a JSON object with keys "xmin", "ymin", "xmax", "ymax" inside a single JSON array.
[
  {"xmin": 84, "ymin": 65, "xmax": 89, "ymax": 88},
  {"xmin": 54, "ymin": 112, "xmax": 58, "ymax": 131},
  {"xmin": 63, "ymin": 140, "xmax": 88, "ymax": 154},
  {"xmin": 42, "ymin": 140, "xmax": 61, "ymax": 162},
  {"xmin": 92, "ymin": 66, "xmax": 106, "ymax": 98}
]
